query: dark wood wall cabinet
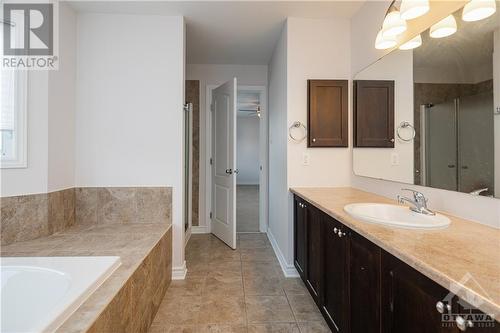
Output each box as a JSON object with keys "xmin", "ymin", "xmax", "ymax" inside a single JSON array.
[
  {"xmin": 353, "ymin": 80, "xmax": 395, "ymax": 148},
  {"xmin": 293, "ymin": 194, "xmax": 499, "ymax": 333},
  {"xmin": 307, "ymin": 80, "xmax": 348, "ymax": 147}
]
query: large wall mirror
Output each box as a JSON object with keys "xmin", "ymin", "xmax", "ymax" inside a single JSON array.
[{"xmin": 353, "ymin": 6, "xmax": 500, "ymax": 199}]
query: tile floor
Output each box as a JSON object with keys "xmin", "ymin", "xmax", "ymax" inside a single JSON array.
[{"xmin": 149, "ymin": 233, "xmax": 331, "ymax": 333}]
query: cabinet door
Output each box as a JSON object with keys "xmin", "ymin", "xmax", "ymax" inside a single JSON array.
[
  {"xmin": 305, "ymin": 204, "xmax": 322, "ymax": 303},
  {"xmin": 350, "ymin": 232, "xmax": 381, "ymax": 333},
  {"xmin": 456, "ymin": 300, "xmax": 500, "ymax": 333},
  {"xmin": 354, "ymin": 80, "xmax": 395, "ymax": 148},
  {"xmin": 293, "ymin": 196, "xmax": 307, "ymax": 279},
  {"xmin": 308, "ymin": 80, "xmax": 348, "ymax": 147},
  {"xmin": 322, "ymin": 217, "xmax": 348, "ymax": 332},
  {"xmin": 382, "ymin": 252, "xmax": 457, "ymax": 333}
]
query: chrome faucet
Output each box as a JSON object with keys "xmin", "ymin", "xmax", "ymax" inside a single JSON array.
[{"xmin": 397, "ymin": 189, "xmax": 435, "ymax": 216}]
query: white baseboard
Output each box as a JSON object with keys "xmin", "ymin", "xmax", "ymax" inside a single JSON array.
[
  {"xmin": 172, "ymin": 261, "xmax": 187, "ymax": 280},
  {"xmin": 191, "ymin": 226, "xmax": 210, "ymax": 234},
  {"xmin": 266, "ymin": 229, "xmax": 299, "ymax": 278}
]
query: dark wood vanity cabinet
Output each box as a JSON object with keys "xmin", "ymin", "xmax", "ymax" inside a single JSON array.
[
  {"xmin": 305, "ymin": 204, "xmax": 323, "ymax": 303},
  {"xmin": 307, "ymin": 80, "xmax": 348, "ymax": 148},
  {"xmin": 381, "ymin": 252, "xmax": 457, "ymax": 333},
  {"xmin": 349, "ymin": 232, "xmax": 381, "ymax": 333},
  {"xmin": 293, "ymin": 195, "xmax": 499, "ymax": 333},
  {"xmin": 293, "ymin": 196, "xmax": 307, "ymax": 279},
  {"xmin": 353, "ymin": 80, "xmax": 395, "ymax": 148},
  {"xmin": 322, "ymin": 216, "xmax": 349, "ymax": 332}
]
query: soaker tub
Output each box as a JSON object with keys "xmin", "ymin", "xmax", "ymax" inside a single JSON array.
[{"xmin": 1, "ymin": 256, "xmax": 121, "ymax": 333}]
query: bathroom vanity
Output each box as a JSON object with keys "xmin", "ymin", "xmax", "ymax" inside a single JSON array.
[{"xmin": 291, "ymin": 187, "xmax": 500, "ymax": 333}]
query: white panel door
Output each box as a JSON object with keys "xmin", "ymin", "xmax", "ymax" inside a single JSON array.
[{"xmin": 211, "ymin": 78, "xmax": 237, "ymax": 249}]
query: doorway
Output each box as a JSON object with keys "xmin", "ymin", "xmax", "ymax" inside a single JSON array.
[
  {"xmin": 236, "ymin": 90, "xmax": 262, "ymax": 232},
  {"xmin": 206, "ymin": 83, "xmax": 268, "ymax": 247}
]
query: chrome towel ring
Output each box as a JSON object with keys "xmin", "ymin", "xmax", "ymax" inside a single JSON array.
[
  {"xmin": 396, "ymin": 121, "xmax": 415, "ymax": 142},
  {"xmin": 289, "ymin": 121, "xmax": 307, "ymax": 142}
]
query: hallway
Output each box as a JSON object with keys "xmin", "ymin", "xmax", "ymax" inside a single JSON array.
[{"xmin": 150, "ymin": 233, "xmax": 330, "ymax": 332}]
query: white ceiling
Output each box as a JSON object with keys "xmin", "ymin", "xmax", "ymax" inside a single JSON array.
[
  {"xmin": 414, "ymin": 10, "xmax": 499, "ymax": 73},
  {"xmin": 69, "ymin": 1, "xmax": 364, "ymax": 65}
]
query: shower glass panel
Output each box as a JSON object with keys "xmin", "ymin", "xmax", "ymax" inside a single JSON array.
[
  {"xmin": 422, "ymin": 100, "xmax": 457, "ymax": 191},
  {"xmin": 421, "ymin": 92, "xmax": 495, "ymax": 195},
  {"xmin": 459, "ymin": 93, "xmax": 494, "ymax": 194}
]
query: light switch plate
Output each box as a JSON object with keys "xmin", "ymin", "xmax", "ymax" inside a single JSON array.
[
  {"xmin": 302, "ymin": 152, "xmax": 310, "ymax": 166},
  {"xmin": 391, "ymin": 152, "xmax": 399, "ymax": 166}
]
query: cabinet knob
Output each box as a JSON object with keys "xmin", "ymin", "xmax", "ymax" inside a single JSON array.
[
  {"xmin": 456, "ymin": 315, "xmax": 473, "ymax": 331},
  {"xmin": 337, "ymin": 230, "xmax": 346, "ymax": 238},
  {"xmin": 312, "ymin": 138, "xmax": 316, "ymax": 143},
  {"xmin": 390, "ymin": 138, "xmax": 395, "ymax": 143},
  {"xmin": 435, "ymin": 301, "xmax": 451, "ymax": 314}
]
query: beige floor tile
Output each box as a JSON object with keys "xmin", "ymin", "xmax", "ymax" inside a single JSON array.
[
  {"xmin": 242, "ymin": 261, "xmax": 282, "ymax": 278},
  {"xmin": 241, "ymin": 248, "xmax": 277, "ymax": 262},
  {"xmin": 198, "ymin": 295, "xmax": 247, "ymax": 325},
  {"xmin": 208, "ymin": 260, "xmax": 242, "ymax": 274},
  {"xmin": 203, "ymin": 271, "xmax": 244, "ymax": 296},
  {"xmin": 238, "ymin": 233, "xmax": 268, "ymax": 241},
  {"xmin": 149, "ymin": 324, "xmax": 197, "ymax": 333},
  {"xmin": 238, "ymin": 238, "xmax": 270, "ymax": 249},
  {"xmin": 245, "ymin": 296, "xmax": 295, "ymax": 323},
  {"xmin": 153, "ymin": 295, "xmax": 201, "ymax": 326},
  {"xmin": 165, "ymin": 277, "xmax": 205, "ymax": 297},
  {"xmin": 243, "ymin": 275, "xmax": 285, "ymax": 296},
  {"xmin": 198, "ymin": 324, "xmax": 248, "ymax": 333},
  {"xmin": 281, "ymin": 279, "xmax": 308, "ymax": 296},
  {"xmin": 286, "ymin": 294, "xmax": 323, "ymax": 322},
  {"xmin": 297, "ymin": 321, "xmax": 331, "ymax": 333},
  {"xmin": 247, "ymin": 323, "xmax": 300, "ymax": 333},
  {"xmin": 210, "ymin": 247, "xmax": 241, "ymax": 262}
]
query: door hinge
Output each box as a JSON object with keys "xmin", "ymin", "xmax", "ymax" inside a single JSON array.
[
  {"xmin": 210, "ymin": 157, "xmax": 213, "ymax": 165},
  {"xmin": 209, "ymin": 212, "xmax": 213, "ymax": 219},
  {"xmin": 210, "ymin": 103, "xmax": 214, "ymax": 112}
]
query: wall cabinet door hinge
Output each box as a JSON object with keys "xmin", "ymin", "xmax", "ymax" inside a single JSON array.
[
  {"xmin": 210, "ymin": 157, "xmax": 213, "ymax": 165},
  {"xmin": 210, "ymin": 104, "xmax": 214, "ymax": 112},
  {"xmin": 209, "ymin": 212, "xmax": 213, "ymax": 219}
]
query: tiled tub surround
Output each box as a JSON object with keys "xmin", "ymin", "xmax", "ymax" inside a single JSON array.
[
  {"xmin": 1, "ymin": 188, "xmax": 76, "ymax": 245},
  {"xmin": 290, "ymin": 187, "xmax": 500, "ymax": 318},
  {"xmin": 1, "ymin": 223, "xmax": 172, "ymax": 332},
  {"xmin": 0, "ymin": 187, "xmax": 172, "ymax": 245}
]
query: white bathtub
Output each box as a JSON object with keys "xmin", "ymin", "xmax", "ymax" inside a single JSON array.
[{"xmin": 1, "ymin": 256, "xmax": 121, "ymax": 333}]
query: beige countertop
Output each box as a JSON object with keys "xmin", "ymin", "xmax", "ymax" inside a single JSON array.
[
  {"xmin": 290, "ymin": 187, "xmax": 500, "ymax": 318},
  {"xmin": 1, "ymin": 222, "xmax": 171, "ymax": 332}
]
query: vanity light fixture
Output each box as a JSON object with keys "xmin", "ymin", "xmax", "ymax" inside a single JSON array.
[
  {"xmin": 429, "ymin": 15, "xmax": 457, "ymax": 38},
  {"xmin": 462, "ymin": 0, "xmax": 496, "ymax": 21},
  {"xmin": 399, "ymin": 34, "xmax": 422, "ymax": 50},
  {"xmin": 400, "ymin": 0, "xmax": 430, "ymax": 20},
  {"xmin": 382, "ymin": 7, "xmax": 408, "ymax": 37},
  {"xmin": 375, "ymin": 29, "xmax": 398, "ymax": 49}
]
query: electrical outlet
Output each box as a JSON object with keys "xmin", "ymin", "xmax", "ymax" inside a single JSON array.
[{"xmin": 302, "ymin": 152, "xmax": 310, "ymax": 166}]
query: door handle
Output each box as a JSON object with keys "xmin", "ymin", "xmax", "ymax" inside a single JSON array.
[
  {"xmin": 234, "ymin": 169, "xmax": 239, "ymax": 174},
  {"xmin": 225, "ymin": 169, "xmax": 233, "ymax": 174}
]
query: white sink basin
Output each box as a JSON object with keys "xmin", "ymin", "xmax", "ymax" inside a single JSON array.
[{"xmin": 344, "ymin": 203, "xmax": 450, "ymax": 230}]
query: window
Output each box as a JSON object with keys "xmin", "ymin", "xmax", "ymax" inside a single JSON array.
[{"xmin": 0, "ymin": 20, "xmax": 27, "ymax": 168}]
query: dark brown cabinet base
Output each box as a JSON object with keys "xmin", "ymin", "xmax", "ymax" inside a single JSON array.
[{"xmin": 293, "ymin": 195, "xmax": 499, "ymax": 333}]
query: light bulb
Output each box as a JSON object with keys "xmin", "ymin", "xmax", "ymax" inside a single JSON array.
[
  {"xmin": 382, "ymin": 10, "xmax": 408, "ymax": 38},
  {"xmin": 400, "ymin": 0, "xmax": 430, "ymax": 20},
  {"xmin": 462, "ymin": 0, "xmax": 496, "ymax": 21},
  {"xmin": 430, "ymin": 15, "xmax": 457, "ymax": 38},
  {"xmin": 399, "ymin": 34, "xmax": 422, "ymax": 50},
  {"xmin": 375, "ymin": 30, "xmax": 397, "ymax": 49}
]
